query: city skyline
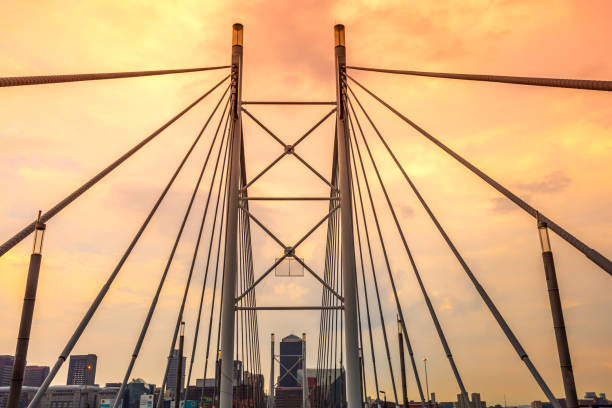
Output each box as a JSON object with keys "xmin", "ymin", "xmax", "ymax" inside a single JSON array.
[
  {"xmin": 1, "ymin": 1, "xmax": 611, "ymax": 406},
  {"xmin": 0, "ymin": 350, "xmax": 610, "ymax": 407}
]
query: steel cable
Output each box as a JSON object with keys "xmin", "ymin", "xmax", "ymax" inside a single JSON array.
[
  {"xmin": 113, "ymin": 88, "xmax": 230, "ymax": 408},
  {"xmin": 346, "ymin": 125, "xmax": 399, "ymax": 404},
  {"xmin": 347, "ymin": 65, "xmax": 612, "ymax": 91},
  {"xmin": 348, "ymin": 95, "xmax": 468, "ymax": 406},
  {"xmin": 0, "ymin": 75, "xmax": 230, "ymax": 258},
  {"xmin": 183, "ymin": 105, "xmax": 231, "ymax": 390},
  {"xmin": 25, "ymin": 78, "xmax": 227, "ymax": 408},
  {"xmin": 1, "ymin": 65, "xmax": 230, "ymax": 87},
  {"xmin": 346, "ymin": 75, "xmax": 612, "ymax": 277},
  {"xmin": 347, "ymin": 82, "xmax": 562, "ymax": 408}
]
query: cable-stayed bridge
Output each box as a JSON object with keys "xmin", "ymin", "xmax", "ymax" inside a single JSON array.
[{"xmin": 1, "ymin": 23, "xmax": 611, "ymax": 408}]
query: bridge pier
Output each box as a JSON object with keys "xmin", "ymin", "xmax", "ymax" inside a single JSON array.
[
  {"xmin": 334, "ymin": 24, "xmax": 363, "ymax": 408},
  {"xmin": 537, "ymin": 219, "xmax": 578, "ymax": 408},
  {"xmin": 7, "ymin": 214, "xmax": 45, "ymax": 408},
  {"xmin": 219, "ymin": 23, "xmax": 244, "ymax": 408}
]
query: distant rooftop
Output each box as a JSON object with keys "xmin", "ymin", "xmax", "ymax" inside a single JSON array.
[{"xmin": 282, "ymin": 334, "xmax": 301, "ymax": 342}]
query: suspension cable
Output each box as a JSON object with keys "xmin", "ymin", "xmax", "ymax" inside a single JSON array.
[
  {"xmin": 239, "ymin": 130, "xmax": 262, "ymax": 407},
  {"xmin": 348, "ymin": 95, "xmax": 468, "ymax": 406},
  {"xmin": 25, "ymin": 79, "xmax": 226, "ymax": 408},
  {"xmin": 184, "ymin": 111, "xmax": 230, "ymax": 389},
  {"xmin": 347, "ymin": 75, "xmax": 612, "ymax": 277},
  {"xmin": 199, "ymin": 150, "xmax": 229, "ymax": 404},
  {"xmin": 0, "ymin": 75, "xmax": 230, "ymax": 258},
  {"xmin": 321, "ymin": 149, "xmax": 339, "ymax": 408},
  {"xmin": 0, "ymin": 65, "xmax": 230, "ymax": 87},
  {"xmin": 347, "ymin": 82, "xmax": 562, "ymax": 408},
  {"xmin": 349, "ymin": 147, "xmax": 380, "ymax": 400},
  {"xmin": 154, "ymin": 98, "xmax": 227, "ymax": 406},
  {"xmin": 212, "ymin": 121, "xmax": 234, "ymax": 406},
  {"xmin": 317, "ymin": 139, "xmax": 338, "ymax": 408},
  {"xmin": 347, "ymin": 66, "xmax": 612, "ymax": 91},
  {"xmin": 346, "ymin": 119, "xmax": 399, "ymax": 404},
  {"xmin": 112, "ymin": 89, "xmax": 230, "ymax": 408}
]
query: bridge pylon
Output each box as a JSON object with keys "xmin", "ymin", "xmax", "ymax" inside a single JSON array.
[
  {"xmin": 334, "ymin": 24, "xmax": 363, "ymax": 408},
  {"xmin": 219, "ymin": 22, "xmax": 244, "ymax": 408}
]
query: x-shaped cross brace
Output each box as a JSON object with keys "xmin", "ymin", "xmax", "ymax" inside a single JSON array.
[
  {"xmin": 273, "ymin": 355, "xmax": 304, "ymax": 387},
  {"xmin": 241, "ymin": 107, "xmax": 337, "ymax": 191},
  {"xmin": 235, "ymin": 204, "xmax": 344, "ymax": 303}
]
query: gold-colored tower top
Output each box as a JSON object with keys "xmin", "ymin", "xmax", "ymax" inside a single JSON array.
[
  {"xmin": 232, "ymin": 23, "xmax": 243, "ymax": 46},
  {"xmin": 334, "ymin": 24, "xmax": 345, "ymax": 47}
]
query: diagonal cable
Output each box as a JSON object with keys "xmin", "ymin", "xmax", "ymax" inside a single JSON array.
[
  {"xmin": 348, "ymin": 95, "xmax": 465, "ymax": 406},
  {"xmin": 0, "ymin": 65, "xmax": 230, "ymax": 87},
  {"xmin": 346, "ymin": 121, "xmax": 399, "ymax": 404},
  {"xmin": 112, "ymin": 88, "xmax": 230, "ymax": 408},
  {"xmin": 348, "ymin": 80, "xmax": 562, "ymax": 408},
  {"xmin": 25, "ymin": 79, "xmax": 228, "ymax": 408},
  {"xmin": 0, "ymin": 75, "xmax": 230, "ymax": 258},
  {"xmin": 346, "ymin": 75, "xmax": 612, "ymax": 277},
  {"xmin": 346, "ymin": 65, "xmax": 612, "ymax": 91}
]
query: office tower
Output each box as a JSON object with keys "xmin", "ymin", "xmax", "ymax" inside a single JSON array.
[
  {"xmin": 279, "ymin": 334, "xmax": 302, "ymax": 387},
  {"xmin": 67, "ymin": 354, "xmax": 97, "ymax": 385},
  {"xmin": 0, "ymin": 356, "xmax": 15, "ymax": 387},
  {"xmin": 166, "ymin": 350, "xmax": 186, "ymax": 393},
  {"xmin": 23, "ymin": 365, "xmax": 50, "ymax": 387}
]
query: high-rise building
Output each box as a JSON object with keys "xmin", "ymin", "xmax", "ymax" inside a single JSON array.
[
  {"xmin": 279, "ymin": 334, "xmax": 302, "ymax": 388},
  {"xmin": 0, "ymin": 356, "xmax": 15, "ymax": 387},
  {"xmin": 166, "ymin": 350, "xmax": 186, "ymax": 394},
  {"xmin": 67, "ymin": 354, "xmax": 97, "ymax": 385},
  {"xmin": 457, "ymin": 393, "xmax": 486, "ymax": 408},
  {"xmin": 124, "ymin": 379, "xmax": 155, "ymax": 408},
  {"xmin": 233, "ymin": 361, "xmax": 243, "ymax": 386},
  {"xmin": 24, "ymin": 366, "xmax": 50, "ymax": 387}
]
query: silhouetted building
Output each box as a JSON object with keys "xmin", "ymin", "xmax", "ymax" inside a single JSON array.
[
  {"xmin": 67, "ymin": 354, "xmax": 97, "ymax": 385},
  {"xmin": 165, "ymin": 350, "xmax": 185, "ymax": 396},
  {"xmin": 0, "ymin": 385, "xmax": 39, "ymax": 408},
  {"xmin": 279, "ymin": 335, "xmax": 302, "ymax": 388},
  {"xmin": 0, "ymin": 356, "xmax": 15, "ymax": 387},
  {"xmin": 195, "ymin": 379, "xmax": 215, "ymax": 388},
  {"xmin": 530, "ymin": 401, "xmax": 552, "ymax": 408},
  {"xmin": 457, "ymin": 394, "xmax": 487, "ymax": 408},
  {"xmin": 123, "ymin": 379, "xmax": 155, "ymax": 408},
  {"xmin": 24, "ymin": 365, "xmax": 50, "ymax": 387},
  {"xmin": 40, "ymin": 385, "xmax": 100, "ymax": 408},
  {"xmin": 98, "ymin": 384, "xmax": 121, "ymax": 408},
  {"xmin": 139, "ymin": 394, "xmax": 154, "ymax": 408},
  {"xmin": 579, "ymin": 393, "xmax": 612, "ymax": 408},
  {"xmin": 233, "ymin": 360, "xmax": 243, "ymax": 386},
  {"xmin": 311, "ymin": 368, "xmax": 343, "ymax": 408}
]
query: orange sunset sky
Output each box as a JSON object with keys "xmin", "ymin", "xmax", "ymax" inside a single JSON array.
[{"xmin": 1, "ymin": 0, "xmax": 611, "ymax": 405}]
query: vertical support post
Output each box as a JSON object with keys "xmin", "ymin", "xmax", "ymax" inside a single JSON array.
[
  {"xmin": 269, "ymin": 334, "xmax": 275, "ymax": 408},
  {"xmin": 358, "ymin": 349, "xmax": 365, "ymax": 407},
  {"xmin": 7, "ymin": 213, "xmax": 45, "ymax": 408},
  {"xmin": 175, "ymin": 322, "xmax": 185, "ymax": 408},
  {"xmin": 398, "ymin": 317, "xmax": 408, "ymax": 408},
  {"xmin": 302, "ymin": 333, "xmax": 307, "ymax": 408},
  {"xmin": 219, "ymin": 22, "xmax": 244, "ymax": 408},
  {"xmin": 215, "ymin": 354, "xmax": 222, "ymax": 408},
  {"xmin": 423, "ymin": 358, "xmax": 429, "ymax": 403},
  {"xmin": 537, "ymin": 219, "xmax": 578, "ymax": 408},
  {"xmin": 333, "ymin": 24, "xmax": 362, "ymax": 408}
]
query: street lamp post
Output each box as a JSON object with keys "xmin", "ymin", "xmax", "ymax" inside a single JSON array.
[
  {"xmin": 380, "ymin": 391, "xmax": 386, "ymax": 408},
  {"xmin": 422, "ymin": 358, "xmax": 429, "ymax": 404}
]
